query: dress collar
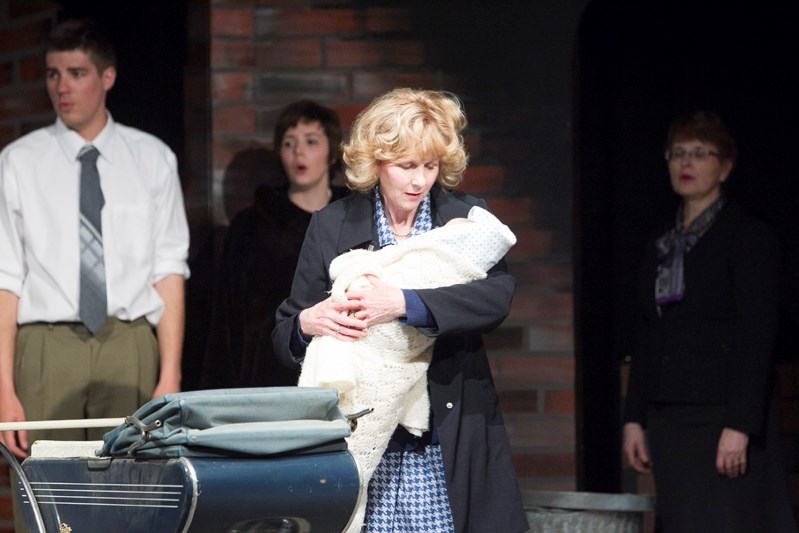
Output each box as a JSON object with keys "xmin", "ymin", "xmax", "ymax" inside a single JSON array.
[{"xmin": 335, "ymin": 185, "xmax": 458, "ymax": 254}]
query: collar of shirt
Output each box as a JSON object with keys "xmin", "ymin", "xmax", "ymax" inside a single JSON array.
[{"xmin": 54, "ymin": 111, "xmax": 116, "ymax": 163}]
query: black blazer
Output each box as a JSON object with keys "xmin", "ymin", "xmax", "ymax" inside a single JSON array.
[
  {"xmin": 272, "ymin": 186, "xmax": 528, "ymax": 533},
  {"xmin": 624, "ymin": 200, "xmax": 781, "ymax": 436}
]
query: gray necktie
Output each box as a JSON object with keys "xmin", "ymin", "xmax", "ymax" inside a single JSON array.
[{"xmin": 78, "ymin": 146, "xmax": 107, "ymax": 334}]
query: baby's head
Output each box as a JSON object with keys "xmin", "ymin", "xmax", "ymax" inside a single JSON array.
[{"xmin": 444, "ymin": 217, "xmax": 471, "ymax": 226}]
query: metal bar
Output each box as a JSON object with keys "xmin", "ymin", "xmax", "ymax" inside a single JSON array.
[{"xmin": 0, "ymin": 418, "xmax": 124, "ymax": 431}]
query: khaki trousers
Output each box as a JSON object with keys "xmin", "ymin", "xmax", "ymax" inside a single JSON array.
[
  {"xmin": 14, "ymin": 317, "xmax": 159, "ymax": 442},
  {"xmin": 10, "ymin": 318, "xmax": 158, "ymax": 531}
]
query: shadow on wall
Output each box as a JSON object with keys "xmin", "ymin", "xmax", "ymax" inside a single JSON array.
[
  {"xmin": 222, "ymin": 148, "xmax": 287, "ymax": 225},
  {"xmin": 182, "ymin": 147, "xmax": 284, "ymax": 391}
]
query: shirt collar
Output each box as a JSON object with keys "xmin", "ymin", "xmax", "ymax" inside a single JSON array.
[{"xmin": 54, "ymin": 111, "xmax": 116, "ymax": 162}]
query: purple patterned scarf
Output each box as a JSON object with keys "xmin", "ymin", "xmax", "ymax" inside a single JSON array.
[{"xmin": 655, "ymin": 196, "xmax": 726, "ymax": 306}]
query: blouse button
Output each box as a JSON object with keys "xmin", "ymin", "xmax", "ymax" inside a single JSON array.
[{"xmin": 446, "ymin": 402, "xmax": 453, "ymax": 409}]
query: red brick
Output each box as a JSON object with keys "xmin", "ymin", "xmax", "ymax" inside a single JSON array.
[
  {"xmin": 484, "ymin": 325, "xmax": 524, "ymax": 351},
  {"xmin": 326, "ymin": 38, "xmax": 425, "ymax": 68},
  {"xmin": 498, "ymin": 389, "xmax": 537, "ymax": 413},
  {"xmin": 352, "ymin": 71, "xmax": 450, "ymax": 100},
  {"xmin": 510, "ymin": 289, "xmax": 572, "ymax": 321},
  {"xmin": 518, "ymin": 478, "xmax": 577, "ymax": 492},
  {"xmin": 0, "ymin": 18, "xmax": 50, "ymax": 56},
  {"xmin": 255, "ymin": 7, "xmax": 359, "ymax": 37},
  {"xmin": 0, "ymin": 499, "xmax": 10, "ymax": 522},
  {"xmin": 512, "ymin": 261, "xmax": 573, "ymax": 290},
  {"xmin": 485, "ymin": 196, "xmax": 533, "ymax": 225},
  {"xmin": 211, "ymin": 7, "xmax": 253, "ymax": 37},
  {"xmin": 500, "ymin": 354, "xmax": 574, "ymax": 385},
  {"xmin": 508, "ymin": 227, "xmax": 553, "ymax": 259},
  {"xmin": 512, "ymin": 452, "xmax": 576, "ymax": 478},
  {"xmin": 328, "ymin": 103, "xmax": 367, "ymax": 131},
  {"xmin": 255, "ymin": 39, "xmax": 322, "ymax": 69},
  {"xmin": 506, "ymin": 414, "xmax": 575, "ymax": 449},
  {"xmin": 256, "ymin": 0, "xmax": 351, "ymax": 4},
  {"xmin": 213, "ymin": 104, "xmax": 256, "ymax": 134},
  {"xmin": 211, "ymin": 40, "xmax": 255, "ymax": 68},
  {"xmin": 460, "ymin": 164, "xmax": 504, "ymax": 195},
  {"xmin": 544, "ymin": 389, "xmax": 575, "ymax": 415},
  {"xmin": 255, "ymin": 71, "xmax": 349, "ymax": 101},
  {"xmin": 365, "ymin": 7, "xmax": 414, "ymax": 34},
  {"xmin": 212, "ymin": 137, "xmax": 267, "ymax": 169},
  {"xmin": 19, "ymin": 53, "xmax": 44, "ymax": 83},
  {"xmin": 0, "ymin": 90, "xmax": 50, "ymax": 120},
  {"xmin": 212, "ymin": 71, "xmax": 252, "ymax": 101},
  {"xmin": 529, "ymin": 323, "xmax": 574, "ymax": 353}
]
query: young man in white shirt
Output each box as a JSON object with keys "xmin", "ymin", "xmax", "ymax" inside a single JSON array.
[{"xmin": 0, "ymin": 18, "xmax": 190, "ymax": 458}]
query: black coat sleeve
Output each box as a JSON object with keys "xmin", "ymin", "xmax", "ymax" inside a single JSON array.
[
  {"xmin": 272, "ymin": 209, "xmax": 340, "ymax": 369},
  {"xmin": 724, "ymin": 220, "xmax": 781, "ymax": 434}
]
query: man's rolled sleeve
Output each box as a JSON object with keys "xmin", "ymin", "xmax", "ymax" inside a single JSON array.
[
  {"xmin": 150, "ymin": 149, "xmax": 190, "ymax": 283},
  {"xmin": 0, "ymin": 159, "xmax": 24, "ymax": 297}
]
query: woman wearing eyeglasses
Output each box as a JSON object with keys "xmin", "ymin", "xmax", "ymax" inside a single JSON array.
[{"xmin": 622, "ymin": 111, "xmax": 795, "ymax": 532}]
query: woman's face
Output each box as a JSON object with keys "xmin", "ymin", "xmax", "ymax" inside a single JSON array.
[
  {"xmin": 667, "ymin": 139, "xmax": 732, "ymax": 204},
  {"xmin": 378, "ymin": 155, "xmax": 439, "ymax": 215},
  {"xmin": 280, "ymin": 120, "xmax": 331, "ymax": 190}
]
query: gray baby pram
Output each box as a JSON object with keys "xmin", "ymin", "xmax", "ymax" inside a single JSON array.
[{"xmin": 0, "ymin": 387, "xmax": 361, "ymax": 533}]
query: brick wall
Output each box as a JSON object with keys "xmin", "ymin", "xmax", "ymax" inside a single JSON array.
[
  {"xmin": 0, "ymin": 1, "xmax": 578, "ymax": 528},
  {"xmin": 201, "ymin": 0, "xmax": 578, "ymax": 493},
  {"xmin": 0, "ymin": 1, "xmax": 57, "ymax": 149}
]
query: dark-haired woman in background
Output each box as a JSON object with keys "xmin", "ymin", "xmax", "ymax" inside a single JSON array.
[
  {"xmin": 203, "ymin": 100, "xmax": 349, "ymax": 388},
  {"xmin": 622, "ymin": 111, "xmax": 795, "ymax": 532}
]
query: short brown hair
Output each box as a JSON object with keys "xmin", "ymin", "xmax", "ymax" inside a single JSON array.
[
  {"xmin": 666, "ymin": 111, "xmax": 737, "ymax": 164},
  {"xmin": 273, "ymin": 100, "xmax": 342, "ymax": 172},
  {"xmin": 46, "ymin": 18, "xmax": 117, "ymax": 73}
]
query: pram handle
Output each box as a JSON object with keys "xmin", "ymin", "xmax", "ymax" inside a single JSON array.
[{"xmin": 0, "ymin": 417, "xmax": 124, "ymax": 431}]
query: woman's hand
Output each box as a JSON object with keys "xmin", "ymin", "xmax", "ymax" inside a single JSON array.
[
  {"xmin": 623, "ymin": 422, "xmax": 652, "ymax": 474},
  {"xmin": 299, "ymin": 297, "xmax": 367, "ymax": 342},
  {"xmin": 345, "ymin": 275, "xmax": 406, "ymax": 327},
  {"xmin": 716, "ymin": 427, "xmax": 749, "ymax": 478}
]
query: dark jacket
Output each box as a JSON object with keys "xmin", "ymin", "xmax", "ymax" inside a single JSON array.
[
  {"xmin": 624, "ymin": 200, "xmax": 781, "ymax": 436},
  {"xmin": 273, "ymin": 186, "xmax": 528, "ymax": 533},
  {"xmin": 202, "ymin": 184, "xmax": 349, "ymax": 389}
]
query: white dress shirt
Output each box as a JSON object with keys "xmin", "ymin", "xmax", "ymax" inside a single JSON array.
[{"xmin": 0, "ymin": 114, "xmax": 190, "ymax": 326}]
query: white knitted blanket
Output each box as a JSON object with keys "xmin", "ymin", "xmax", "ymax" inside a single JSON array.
[{"xmin": 298, "ymin": 206, "xmax": 515, "ymax": 532}]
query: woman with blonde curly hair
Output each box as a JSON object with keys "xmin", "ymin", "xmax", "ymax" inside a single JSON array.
[{"xmin": 273, "ymin": 88, "xmax": 527, "ymax": 532}]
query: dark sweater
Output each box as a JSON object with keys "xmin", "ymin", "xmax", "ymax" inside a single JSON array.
[
  {"xmin": 623, "ymin": 200, "xmax": 782, "ymax": 436},
  {"xmin": 202, "ymin": 184, "xmax": 349, "ymax": 388}
]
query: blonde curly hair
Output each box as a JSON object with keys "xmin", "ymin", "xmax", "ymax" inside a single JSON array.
[{"xmin": 342, "ymin": 88, "xmax": 469, "ymax": 191}]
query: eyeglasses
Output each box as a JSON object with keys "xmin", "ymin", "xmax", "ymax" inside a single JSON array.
[{"xmin": 664, "ymin": 147, "xmax": 719, "ymax": 162}]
